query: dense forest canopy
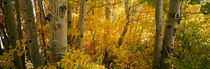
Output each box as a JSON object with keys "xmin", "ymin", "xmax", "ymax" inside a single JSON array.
[{"xmin": 0, "ymin": 0, "xmax": 209, "ymax": 69}]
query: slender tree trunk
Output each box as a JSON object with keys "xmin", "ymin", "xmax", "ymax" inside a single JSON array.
[
  {"xmin": 3, "ymin": 0, "xmax": 24, "ymax": 69},
  {"xmin": 38, "ymin": 0, "xmax": 46, "ymax": 48},
  {"xmin": 0, "ymin": 20, "xmax": 9, "ymax": 51},
  {"xmin": 0, "ymin": 22, "xmax": 6, "ymax": 55},
  {"xmin": 0, "ymin": 1, "xmax": 10, "ymax": 51},
  {"xmin": 118, "ymin": 0, "xmax": 130, "ymax": 47},
  {"xmin": 15, "ymin": 0, "xmax": 23, "ymax": 41},
  {"xmin": 14, "ymin": 0, "xmax": 26, "ymax": 68},
  {"xmin": 22, "ymin": 0, "xmax": 43, "ymax": 68},
  {"xmin": 160, "ymin": 0, "xmax": 182, "ymax": 69},
  {"xmin": 76, "ymin": 0, "xmax": 87, "ymax": 50},
  {"xmin": 105, "ymin": 0, "xmax": 111, "ymax": 20},
  {"xmin": 103, "ymin": 0, "xmax": 112, "ymax": 68},
  {"xmin": 38, "ymin": 0, "xmax": 48, "ymax": 64},
  {"xmin": 48, "ymin": 0, "xmax": 68, "ymax": 63},
  {"xmin": 67, "ymin": 0, "xmax": 72, "ymax": 28},
  {"xmin": 105, "ymin": 7, "xmax": 111, "ymax": 20},
  {"xmin": 67, "ymin": 0, "xmax": 74, "ymax": 47},
  {"xmin": 152, "ymin": 0, "xmax": 163, "ymax": 69}
]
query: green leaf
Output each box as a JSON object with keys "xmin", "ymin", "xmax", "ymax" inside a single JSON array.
[
  {"xmin": 189, "ymin": 0, "xmax": 200, "ymax": 5},
  {"xmin": 200, "ymin": 2, "xmax": 210, "ymax": 15}
]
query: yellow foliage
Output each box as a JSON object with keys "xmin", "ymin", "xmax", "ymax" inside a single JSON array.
[
  {"xmin": 16, "ymin": 40, "xmax": 28, "ymax": 56},
  {"xmin": 0, "ymin": 50, "xmax": 15, "ymax": 68},
  {"xmin": 0, "ymin": 40, "xmax": 28, "ymax": 68},
  {"xmin": 112, "ymin": 45, "xmax": 150, "ymax": 69},
  {"xmin": 38, "ymin": 49, "xmax": 105, "ymax": 69},
  {"xmin": 1, "ymin": 0, "xmax": 207, "ymax": 68}
]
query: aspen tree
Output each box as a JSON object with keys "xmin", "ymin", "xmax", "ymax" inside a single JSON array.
[
  {"xmin": 105, "ymin": 0, "xmax": 111, "ymax": 20},
  {"xmin": 22, "ymin": 0, "xmax": 43, "ymax": 68},
  {"xmin": 118, "ymin": 0, "xmax": 130, "ymax": 47},
  {"xmin": 152, "ymin": 0, "xmax": 163, "ymax": 68},
  {"xmin": 76, "ymin": 0, "xmax": 87, "ymax": 50},
  {"xmin": 48, "ymin": 0, "xmax": 68, "ymax": 63},
  {"xmin": 160, "ymin": 0, "xmax": 182, "ymax": 69},
  {"xmin": 15, "ymin": 0, "xmax": 26, "ymax": 68},
  {"xmin": 3, "ymin": 0, "xmax": 24, "ymax": 68}
]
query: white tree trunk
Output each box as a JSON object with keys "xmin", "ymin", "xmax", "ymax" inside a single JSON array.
[
  {"xmin": 76, "ymin": 0, "xmax": 87, "ymax": 50},
  {"xmin": 48, "ymin": 0, "xmax": 68, "ymax": 63},
  {"xmin": 160, "ymin": 0, "xmax": 182, "ymax": 69}
]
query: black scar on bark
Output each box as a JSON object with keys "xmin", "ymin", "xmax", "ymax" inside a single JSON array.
[
  {"xmin": 177, "ymin": 16, "xmax": 181, "ymax": 24},
  {"xmin": 58, "ymin": 5, "xmax": 66, "ymax": 18},
  {"xmin": 170, "ymin": 45, "xmax": 174, "ymax": 52},
  {"xmin": 33, "ymin": 51, "xmax": 38, "ymax": 55},
  {"xmin": 28, "ymin": 19, "xmax": 31, "ymax": 22},
  {"xmin": 167, "ymin": 25, "xmax": 172, "ymax": 29},
  {"xmin": 169, "ymin": 13, "xmax": 175, "ymax": 18},
  {"xmin": 4, "ymin": 2, "xmax": 7, "ymax": 5},
  {"xmin": 56, "ymin": 24, "xmax": 62, "ymax": 29},
  {"xmin": 178, "ymin": 19, "xmax": 181, "ymax": 24},
  {"xmin": 45, "ymin": 14, "xmax": 52, "ymax": 21},
  {"xmin": 175, "ymin": 13, "xmax": 180, "ymax": 19},
  {"xmin": 173, "ymin": 28, "xmax": 177, "ymax": 36},
  {"xmin": 80, "ymin": 34, "xmax": 84, "ymax": 38},
  {"xmin": 68, "ymin": 21, "xmax": 72, "ymax": 25},
  {"xmin": 57, "ymin": 54, "xmax": 63, "ymax": 61},
  {"xmin": 28, "ymin": 40, "xmax": 32, "ymax": 43},
  {"xmin": 68, "ymin": 21, "xmax": 72, "ymax": 28}
]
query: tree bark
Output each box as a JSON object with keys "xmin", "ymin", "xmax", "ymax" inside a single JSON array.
[
  {"xmin": 15, "ymin": 0, "xmax": 23, "ymax": 41},
  {"xmin": 118, "ymin": 0, "xmax": 130, "ymax": 47},
  {"xmin": 76, "ymin": 0, "xmax": 87, "ymax": 50},
  {"xmin": 38, "ymin": 0, "xmax": 48, "ymax": 64},
  {"xmin": 15, "ymin": 0, "xmax": 26, "ymax": 68},
  {"xmin": 152, "ymin": 0, "xmax": 163, "ymax": 69},
  {"xmin": 160, "ymin": 0, "xmax": 182, "ymax": 69},
  {"xmin": 48, "ymin": 0, "xmax": 68, "ymax": 63},
  {"xmin": 22, "ymin": 0, "xmax": 43, "ymax": 68},
  {"xmin": 67, "ymin": 0, "xmax": 74, "ymax": 47},
  {"xmin": 105, "ymin": 0, "xmax": 111, "ymax": 20},
  {"xmin": 38, "ymin": 0, "xmax": 46, "ymax": 48},
  {"xmin": 3, "ymin": 0, "xmax": 24, "ymax": 69}
]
